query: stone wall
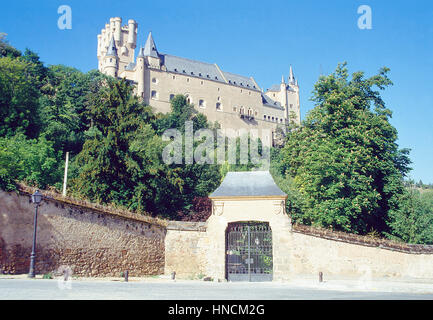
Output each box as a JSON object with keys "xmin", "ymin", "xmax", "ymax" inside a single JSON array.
[
  {"xmin": 2, "ymin": 188, "xmax": 433, "ymax": 281},
  {"xmin": 0, "ymin": 190, "xmax": 166, "ymax": 277},
  {"xmin": 164, "ymin": 221, "xmax": 207, "ymax": 278},
  {"xmin": 288, "ymin": 229, "xmax": 433, "ymax": 279}
]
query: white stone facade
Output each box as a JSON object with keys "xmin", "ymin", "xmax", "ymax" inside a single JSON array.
[{"xmin": 97, "ymin": 17, "xmax": 301, "ymax": 143}]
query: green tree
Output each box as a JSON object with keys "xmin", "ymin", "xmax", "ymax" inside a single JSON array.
[
  {"xmin": 280, "ymin": 63, "xmax": 411, "ymax": 235},
  {"xmin": 0, "ymin": 56, "xmax": 41, "ymax": 138},
  {"xmin": 0, "ymin": 134, "xmax": 61, "ymax": 190},
  {"xmin": 0, "ymin": 33, "xmax": 21, "ymax": 58},
  {"xmin": 39, "ymin": 66, "xmax": 104, "ymax": 155},
  {"xmin": 71, "ymin": 79, "xmax": 220, "ymax": 217},
  {"xmin": 387, "ymin": 187, "xmax": 433, "ymax": 244}
]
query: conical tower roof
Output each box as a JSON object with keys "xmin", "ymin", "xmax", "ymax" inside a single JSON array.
[
  {"xmin": 105, "ymin": 36, "xmax": 117, "ymax": 57},
  {"xmin": 289, "ymin": 65, "xmax": 295, "ymax": 84},
  {"xmin": 137, "ymin": 47, "xmax": 145, "ymax": 58},
  {"xmin": 143, "ymin": 32, "xmax": 159, "ymax": 58}
]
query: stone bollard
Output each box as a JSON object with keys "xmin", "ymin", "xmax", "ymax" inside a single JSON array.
[
  {"xmin": 319, "ymin": 272, "xmax": 323, "ymax": 283},
  {"xmin": 124, "ymin": 270, "xmax": 129, "ymax": 282},
  {"xmin": 171, "ymin": 271, "xmax": 176, "ymax": 281}
]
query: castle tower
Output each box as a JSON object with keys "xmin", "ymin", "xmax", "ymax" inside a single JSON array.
[
  {"xmin": 104, "ymin": 36, "xmax": 118, "ymax": 77},
  {"xmin": 97, "ymin": 17, "xmax": 137, "ymax": 75},
  {"xmin": 127, "ymin": 19, "xmax": 138, "ymax": 48},
  {"xmin": 135, "ymin": 47, "xmax": 146, "ymax": 98},
  {"xmin": 280, "ymin": 75, "xmax": 289, "ymax": 121},
  {"xmin": 143, "ymin": 32, "xmax": 161, "ymax": 69},
  {"xmin": 287, "ymin": 65, "xmax": 301, "ymax": 124},
  {"xmin": 289, "ymin": 65, "xmax": 295, "ymax": 85}
]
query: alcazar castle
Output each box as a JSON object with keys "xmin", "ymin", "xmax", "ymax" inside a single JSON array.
[{"xmin": 97, "ymin": 17, "xmax": 301, "ymax": 142}]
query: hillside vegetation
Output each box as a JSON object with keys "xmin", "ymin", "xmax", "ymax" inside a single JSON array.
[{"xmin": 1, "ymin": 35, "xmax": 432, "ymax": 243}]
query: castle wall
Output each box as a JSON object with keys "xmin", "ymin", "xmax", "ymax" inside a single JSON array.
[{"xmin": 145, "ymin": 68, "xmax": 287, "ymax": 137}]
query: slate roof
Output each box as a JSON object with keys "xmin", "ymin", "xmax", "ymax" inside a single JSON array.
[
  {"xmin": 158, "ymin": 53, "xmax": 261, "ymax": 91},
  {"xmin": 143, "ymin": 32, "xmax": 159, "ymax": 58},
  {"xmin": 105, "ymin": 36, "xmax": 117, "ymax": 57},
  {"xmin": 209, "ymin": 171, "xmax": 286, "ymax": 198},
  {"xmin": 267, "ymin": 84, "xmax": 296, "ymax": 92},
  {"xmin": 125, "ymin": 62, "xmax": 136, "ymax": 71},
  {"xmin": 222, "ymin": 71, "xmax": 258, "ymax": 90},
  {"xmin": 261, "ymin": 94, "xmax": 284, "ymax": 110},
  {"xmin": 137, "ymin": 47, "xmax": 145, "ymax": 58},
  {"xmin": 162, "ymin": 54, "xmax": 225, "ymax": 83}
]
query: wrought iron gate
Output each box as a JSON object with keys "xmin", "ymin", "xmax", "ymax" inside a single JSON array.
[{"xmin": 226, "ymin": 222, "xmax": 273, "ymax": 282}]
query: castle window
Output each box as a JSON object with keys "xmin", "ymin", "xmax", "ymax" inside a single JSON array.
[
  {"xmin": 255, "ymin": 111, "xmax": 258, "ymax": 116},
  {"xmin": 264, "ymin": 115, "xmax": 266, "ymax": 120},
  {"xmin": 152, "ymin": 77, "xmax": 157, "ymax": 84},
  {"xmin": 199, "ymin": 73, "xmax": 202, "ymax": 77},
  {"xmin": 201, "ymin": 81, "xmax": 204, "ymax": 85},
  {"xmin": 151, "ymin": 90, "xmax": 158, "ymax": 99},
  {"xmin": 169, "ymin": 94, "xmax": 175, "ymax": 101},
  {"xmin": 273, "ymin": 94, "xmax": 275, "ymax": 97},
  {"xmin": 217, "ymin": 88, "xmax": 220, "ymax": 91},
  {"xmin": 191, "ymin": 72, "xmax": 194, "ymax": 75},
  {"xmin": 272, "ymin": 117, "xmax": 274, "ymax": 121},
  {"xmin": 183, "ymin": 70, "xmax": 186, "ymax": 73},
  {"xmin": 290, "ymin": 104, "xmax": 293, "ymax": 109},
  {"xmin": 174, "ymin": 68, "xmax": 178, "ymax": 72},
  {"xmin": 217, "ymin": 96, "xmax": 220, "ymax": 101},
  {"xmin": 207, "ymin": 75, "xmax": 210, "ymax": 78},
  {"xmin": 240, "ymin": 89, "xmax": 243, "ymax": 93},
  {"xmin": 215, "ymin": 76, "xmax": 218, "ymax": 80},
  {"xmin": 268, "ymin": 116, "xmax": 270, "ymax": 120},
  {"xmin": 216, "ymin": 102, "xmax": 222, "ymax": 111},
  {"xmin": 187, "ymin": 78, "xmax": 190, "ymax": 83},
  {"xmin": 199, "ymin": 99, "xmax": 205, "ymax": 108},
  {"xmin": 248, "ymin": 109, "xmax": 253, "ymax": 117},
  {"xmin": 239, "ymin": 107, "xmax": 245, "ymax": 115},
  {"xmin": 280, "ymin": 119, "xmax": 283, "ymax": 123}
]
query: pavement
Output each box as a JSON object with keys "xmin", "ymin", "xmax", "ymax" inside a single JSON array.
[{"xmin": 1, "ymin": 274, "xmax": 433, "ymax": 300}]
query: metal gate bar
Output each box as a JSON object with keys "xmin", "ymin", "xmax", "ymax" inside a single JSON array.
[{"xmin": 226, "ymin": 222, "xmax": 273, "ymax": 282}]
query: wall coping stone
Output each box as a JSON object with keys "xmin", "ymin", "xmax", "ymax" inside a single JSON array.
[
  {"xmin": 17, "ymin": 184, "xmax": 168, "ymax": 228},
  {"xmin": 166, "ymin": 221, "xmax": 207, "ymax": 232}
]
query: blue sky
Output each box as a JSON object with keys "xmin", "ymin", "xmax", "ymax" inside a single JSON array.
[{"xmin": 1, "ymin": 0, "xmax": 432, "ymax": 183}]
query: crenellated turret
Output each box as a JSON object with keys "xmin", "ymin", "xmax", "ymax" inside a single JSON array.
[
  {"xmin": 113, "ymin": 17, "xmax": 122, "ymax": 45},
  {"xmin": 127, "ymin": 19, "xmax": 137, "ymax": 48}
]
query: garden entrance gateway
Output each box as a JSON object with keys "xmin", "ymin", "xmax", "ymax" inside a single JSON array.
[
  {"xmin": 206, "ymin": 171, "xmax": 291, "ymax": 282},
  {"xmin": 226, "ymin": 222, "xmax": 273, "ymax": 282}
]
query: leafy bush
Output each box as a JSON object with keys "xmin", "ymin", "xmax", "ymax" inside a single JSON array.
[{"xmin": 0, "ymin": 134, "xmax": 62, "ymax": 190}]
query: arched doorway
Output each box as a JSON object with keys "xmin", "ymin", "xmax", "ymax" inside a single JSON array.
[{"xmin": 225, "ymin": 221, "xmax": 273, "ymax": 282}]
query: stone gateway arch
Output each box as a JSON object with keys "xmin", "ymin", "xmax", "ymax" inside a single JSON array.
[{"xmin": 206, "ymin": 171, "xmax": 292, "ymax": 282}]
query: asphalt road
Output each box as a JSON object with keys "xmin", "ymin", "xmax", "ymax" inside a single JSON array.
[{"xmin": 0, "ymin": 278, "xmax": 432, "ymax": 300}]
